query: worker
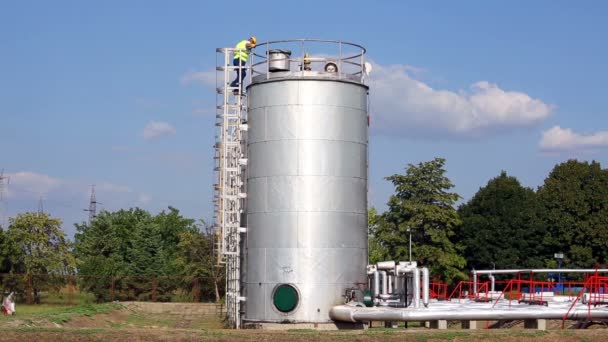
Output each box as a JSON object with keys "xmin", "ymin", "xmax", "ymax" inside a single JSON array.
[
  {"xmin": 301, "ymin": 52, "xmax": 311, "ymax": 71},
  {"xmin": 230, "ymin": 36, "xmax": 257, "ymax": 94}
]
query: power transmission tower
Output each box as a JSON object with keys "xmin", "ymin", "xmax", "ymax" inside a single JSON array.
[
  {"xmin": 0, "ymin": 169, "xmax": 9, "ymax": 202},
  {"xmin": 37, "ymin": 196, "xmax": 44, "ymax": 215},
  {"xmin": 83, "ymin": 185, "xmax": 98, "ymax": 223},
  {"xmin": 0, "ymin": 169, "xmax": 10, "ymax": 226}
]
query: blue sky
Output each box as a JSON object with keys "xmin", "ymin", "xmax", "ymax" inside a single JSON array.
[{"xmin": 1, "ymin": 1, "xmax": 607, "ymax": 236}]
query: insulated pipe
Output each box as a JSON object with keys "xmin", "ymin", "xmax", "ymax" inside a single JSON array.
[
  {"xmin": 412, "ymin": 268, "xmax": 420, "ymax": 308},
  {"xmin": 420, "ymin": 267, "xmax": 430, "ymax": 307},
  {"xmin": 387, "ymin": 274, "xmax": 393, "ymax": 294},
  {"xmin": 472, "ymin": 269, "xmax": 477, "ymax": 296},
  {"xmin": 380, "ymin": 271, "xmax": 388, "ymax": 295},
  {"xmin": 489, "ymin": 274, "xmax": 495, "ymax": 292},
  {"xmin": 377, "ymin": 261, "xmax": 396, "ymax": 270},
  {"xmin": 393, "ymin": 274, "xmax": 401, "ymax": 294},
  {"xmin": 373, "ymin": 271, "xmax": 380, "ymax": 298},
  {"xmin": 329, "ymin": 305, "xmax": 608, "ymax": 323},
  {"xmin": 472, "ymin": 268, "xmax": 608, "ymax": 293},
  {"xmin": 474, "ymin": 269, "xmax": 608, "ymax": 275}
]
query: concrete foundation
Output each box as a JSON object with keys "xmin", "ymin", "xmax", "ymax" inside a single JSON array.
[
  {"xmin": 524, "ymin": 319, "xmax": 547, "ymax": 330},
  {"xmin": 243, "ymin": 321, "xmax": 367, "ymax": 330},
  {"xmin": 429, "ymin": 320, "xmax": 448, "ymax": 329},
  {"xmin": 461, "ymin": 320, "xmax": 478, "ymax": 329},
  {"xmin": 384, "ymin": 321, "xmax": 398, "ymax": 328}
]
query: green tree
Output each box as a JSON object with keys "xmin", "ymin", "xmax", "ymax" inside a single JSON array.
[
  {"xmin": 537, "ymin": 160, "xmax": 608, "ymax": 268},
  {"xmin": 4, "ymin": 212, "xmax": 74, "ymax": 303},
  {"xmin": 375, "ymin": 158, "xmax": 466, "ymax": 282},
  {"xmin": 457, "ymin": 171, "xmax": 547, "ymax": 270},
  {"xmin": 74, "ymin": 207, "xmax": 198, "ymax": 301},
  {"xmin": 0, "ymin": 227, "xmax": 10, "ymax": 273},
  {"xmin": 74, "ymin": 208, "xmax": 145, "ymax": 301},
  {"xmin": 368, "ymin": 207, "xmax": 388, "ymax": 264},
  {"xmin": 174, "ymin": 221, "xmax": 224, "ymax": 302}
]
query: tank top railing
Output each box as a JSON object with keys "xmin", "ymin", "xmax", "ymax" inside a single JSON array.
[{"xmin": 249, "ymin": 39, "xmax": 367, "ymax": 84}]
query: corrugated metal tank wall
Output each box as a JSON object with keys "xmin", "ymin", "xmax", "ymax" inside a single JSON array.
[{"xmin": 244, "ymin": 78, "xmax": 369, "ymax": 323}]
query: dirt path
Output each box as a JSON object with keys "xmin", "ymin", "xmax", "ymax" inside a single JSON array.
[{"xmin": 1, "ymin": 328, "xmax": 608, "ymax": 342}]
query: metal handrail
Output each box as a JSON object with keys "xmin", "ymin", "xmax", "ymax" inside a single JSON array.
[{"xmin": 247, "ymin": 39, "xmax": 366, "ymax": 82}]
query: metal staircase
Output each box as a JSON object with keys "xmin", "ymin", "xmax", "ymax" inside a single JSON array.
[{"xmin": 213, "ymin": 47, "xmax": 248, "ymax": 329}]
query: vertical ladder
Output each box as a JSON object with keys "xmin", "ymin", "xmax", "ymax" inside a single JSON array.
[{"xmin": 213, "ymin": 47, "xmax": 248, "ymax": 329}]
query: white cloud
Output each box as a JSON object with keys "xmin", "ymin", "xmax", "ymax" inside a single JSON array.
[
  {"xmin": 4, "ymin": 171, "xmax": 62, "ymax": 198},
  {"xmin": 181, "ymin": 69, "xmax": 216, "ymax": 88},
  {"xmin": 179, "ymin": 62, "xmax": 552, "ymax": 139},
  {"xmin": 540, "ymin": 126, "xmax": 608, "ymax": 151},
  {"xmin": 96, "ymin": 182, "xmax": 132, "ymax": 194},
  {"xmin": 3, "ymin": 172, "xmax": 134, "ymax": 203},
  {"xmin": 142, "ymin": 121, "xmax": 176, "ymax": 140},
  {"xmin": 137, "ymin": 194, "xmax": 152, "ymax": 205},
  {"xmin": 369, "ymin": 63, "xmax": 553, "ymax": 138}
]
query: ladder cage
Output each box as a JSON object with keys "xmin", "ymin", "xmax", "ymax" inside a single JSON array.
[{"xmin": 212, "ymin": 47, "xmax": 250, "ymax": 329}]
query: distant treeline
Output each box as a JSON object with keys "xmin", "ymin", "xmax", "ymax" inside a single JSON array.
[
  {"xmin": 1, "ymin": 158, "xmax": 606, "ymax": 298},
  {"xmin": 0, "ymin": 208, "xmax": 223, "ymax": 303}
]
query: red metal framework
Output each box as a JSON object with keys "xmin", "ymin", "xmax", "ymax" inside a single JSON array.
[
  {"xmin": 447, "ymin": 281, "xmax": 490, "ymax": 302},
  {"xmin": 491, "ymin": 277, "xmax": 561, "ymax": 308},
  {"xmin": 430, "ymin": 281, "xmax": 448, "ymax": 300},
  {"xmin": 562, "ymin": 272, "xmax": 608, "ymax": 327}
]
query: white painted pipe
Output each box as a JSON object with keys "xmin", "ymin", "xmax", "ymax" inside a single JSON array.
[
  {"xmin": 472, "ymin": 269, "xmax": 478, "ymax": 295},
  {"xmin": 329, "ymin": 305, "xmax": 608, "ymax": 322},
  {"xmin": 373, "ymin": 271, "xmax": 380, "ymax": 298},
  {"xmin": 412, "ymin": 268, "xmax": 420, "ymax": 308},
  {"xmin": 489, "ymin": 274, "xmax": 495, "ymax": 292},
  {"xmin": 387, "ymin": 274, "xmax": 393, "ymax": 294},
  {"xmin": 421, "ymin": 267, "xmax": 429, "ymax": 307},
  {"xmin": 377, "ymin": 261, "xmax": 396, "ymax": 270},
  {"xmin": 474, "ymin": 269, "xmax": 608, "ymax": 275},
  {"xmin": 380, "ymin": 271, "xmax": 388, "ymax": 295}
]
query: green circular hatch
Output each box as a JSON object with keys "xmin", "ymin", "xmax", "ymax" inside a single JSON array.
[{"xmin": 273, "ymin": 284, "xmax": 299, "ymax": 313}]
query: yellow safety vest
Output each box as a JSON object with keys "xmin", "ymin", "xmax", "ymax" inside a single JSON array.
[{"xmin": 234, "ymin": 40, "xmax": 250, "ymax": 62}]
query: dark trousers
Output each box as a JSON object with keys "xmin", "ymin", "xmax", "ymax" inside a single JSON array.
[{"xmin": 230, "ymin": 58, "xmax": 246, "ymax": 88}]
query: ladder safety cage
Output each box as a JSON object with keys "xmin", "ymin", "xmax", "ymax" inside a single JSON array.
[{"xmin": 213, "ymin": 46, "xmax": 250, "ymax": 329}]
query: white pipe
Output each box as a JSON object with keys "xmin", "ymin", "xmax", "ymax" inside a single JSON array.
[
  {"xmin": 377, "ymin": 261, "xmax": 396, "ymax": 270},
  {"xmin": 387, "ymin": 274, "xmax": 393, "ymax": 294},
  {"xmin": 472, "ymin": 269, "xmax": 477, "ymax": 295},
  {"xmin": 412, "ymin": 268, "xmax": 420, "ymax": 308},
  {"xmin": 380, "ymin": 271, "xmax": 388, "ymax": 295},
  {"xmin": 474, "ymin": 268, "xmax": 608, "ymax": 275},
  {"xmin": 329, "ymin": 305, "xmax": 608, "ymax": 323},
  {"xmin": 393, "ymin": 274, "xmax": 401, "ymax": 295},
  {"xmin": 373, "ymin": 271, "xmax": 380, "ymax": 298},
  {"xmin": 421, "ymin": 267, "xmax": 429, "ymax": 307},
  {"xmin": 489, "ymin": 274, "xmax": 495, "ymax": 292}
]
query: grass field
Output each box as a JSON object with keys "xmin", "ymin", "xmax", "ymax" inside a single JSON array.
[{"xmin": 1, "ymin": 303, "xmax": 607, "ymax": 341}]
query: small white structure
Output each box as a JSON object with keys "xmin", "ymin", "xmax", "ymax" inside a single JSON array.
[{"xmin": 2, "ymin": 292, "xmax": 15, "ymax": 316}]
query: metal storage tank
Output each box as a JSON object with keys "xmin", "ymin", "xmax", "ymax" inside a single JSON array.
[{"xmin": 243, "ymin": 40, "xmax": 369, "ymax": 324}]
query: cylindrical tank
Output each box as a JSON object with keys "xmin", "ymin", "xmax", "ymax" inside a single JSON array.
[{"xmin": 244, "ymin": 71, "xmax": 369, "ymax": 323}]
